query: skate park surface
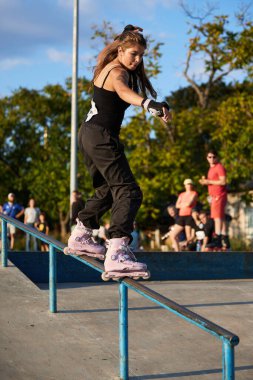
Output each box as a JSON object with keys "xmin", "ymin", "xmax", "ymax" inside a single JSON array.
[{"xmin": 0, "ymin": 259, "xmax": 253, "ymax": 380}]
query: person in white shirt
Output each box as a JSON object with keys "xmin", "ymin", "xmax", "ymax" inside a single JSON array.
[{"xmin": 24, "ymin": 198, "xmax": 40, "ymax": 251}]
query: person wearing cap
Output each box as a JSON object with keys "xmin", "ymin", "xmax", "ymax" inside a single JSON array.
[
  {"xmin": 2, "ymin": 193, "xmax": 24, "ymax": 249},
  {"xmin": 170, "ymin": 179, "xmax": 198, "ymax": 251}
]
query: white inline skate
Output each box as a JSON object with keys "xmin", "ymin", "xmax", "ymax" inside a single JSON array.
[
  {"xmin": 64, "ymin": 219, "xmax": 106, "ymax": 260},
  {"xmin": 102, "ymin": 237, "xmax": 150, "ymax": 281}
]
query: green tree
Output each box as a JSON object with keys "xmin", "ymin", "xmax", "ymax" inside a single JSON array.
[
  {"xmin": 0, "ymin": 88, "xmax": 45, "ymax": 201},
  {"xmin": 183, "ymin": 12, "xmax": 253, "ymax": 108},
  {"xmin": 0, "ymin": 80, "xmax": 92, "ymax": 238},
  {"xmin": 212, "ymin": 92, "xmax": 253, "ymax": 189},
  {"xmin": 166, "ymin": 80, "xmax": 243, "ymax": 112}
]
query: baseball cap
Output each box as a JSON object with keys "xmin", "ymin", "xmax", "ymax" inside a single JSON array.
[
  {"xmin": 8, "ymin": 193, "xmax": 15, "ymax": 198},
  {"xmin": 184, "ymin": 179, "xmax": 193, "ymax": 185}
]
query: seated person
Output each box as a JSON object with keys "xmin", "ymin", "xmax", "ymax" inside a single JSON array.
[
  {"xmin": 161, "ymin": 205, "xmax": 186, "ymax": 250},
  {"xmin": 188, "ymin": 210, "xmax": 216, "ymax": 251},
  {"xmin": 187, "ymin": 207, "xmax": 202, "ymax": 251},
  {"xmin": 198, "ymin": 211, "xmax": 215, "ymax": 251}
]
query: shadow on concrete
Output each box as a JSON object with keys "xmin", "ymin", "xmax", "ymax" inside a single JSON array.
[
  {"xmin": 185, "ymin": 300, "xmax": 253, "ymax": 308},
  {"xmin": 58, "ymin": 308, "xmax": 118, "ymax": 314},
  {"xmin": 37, "ymin": 282, "xmax": 113, "ymax": 290},
  {"xmin": 1, "ymin": 263, "xmax": 15, "ymax": 267},
  {"xmin": 56, "ymin": 300, "xmax": 253, "ymax": 314},
  {"xmin": 130, "ymin": 365, "xmax": 253, "ymax": 379}
]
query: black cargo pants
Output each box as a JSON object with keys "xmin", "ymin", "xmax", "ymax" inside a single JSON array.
[{"xmin": 77, "ymin": 122, "xmax": 143, "ymax": 240}]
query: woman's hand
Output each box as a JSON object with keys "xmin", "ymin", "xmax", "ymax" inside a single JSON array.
[
  {"xmin": 162, "ymin": 107, "xmax": 172, "ymax": 124},
  {"xmin": 141, "ymin": 99, "xmax": 171, "ymax": 121}
]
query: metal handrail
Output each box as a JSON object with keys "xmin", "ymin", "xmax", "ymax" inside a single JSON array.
[{"xmin": 0, "ymin": 213, "xmax": 239, "ymax": 380}]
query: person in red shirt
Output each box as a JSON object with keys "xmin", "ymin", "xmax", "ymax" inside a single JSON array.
[
  {"xmin": 170, "ymin": 179, "xmax": 198, "ymax": 251},
  {"xmin": 199, "ymin": 148, "xmax": 228, "ymax": 249}
]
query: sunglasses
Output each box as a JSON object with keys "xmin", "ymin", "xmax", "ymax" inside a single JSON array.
[{"xmin": 207, "ymin": 155, "xmax": 216, "ymax": 159}]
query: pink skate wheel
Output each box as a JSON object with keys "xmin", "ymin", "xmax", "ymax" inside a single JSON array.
[
  {"xmin": 143, "ymin": 271, "xmax": 151, "ymax": 280},
  {"xmin": 63, "ymin": 247, "xmax": 69, "ymax": 255},
  {"xmin": 101, "ymin": 272, "xmax": 110, "ymax": 281}
]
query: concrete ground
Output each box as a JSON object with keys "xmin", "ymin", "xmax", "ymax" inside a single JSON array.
[{"xmin": 0, "ymin": 262, "xmax": 253, "ymax": 380}]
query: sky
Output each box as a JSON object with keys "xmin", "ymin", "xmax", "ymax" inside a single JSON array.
[{"xmin": 0, "ymin": 0, "xmax": 250, "ymax": 100}]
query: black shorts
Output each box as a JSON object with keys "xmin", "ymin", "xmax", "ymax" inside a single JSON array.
[{"xmin": 177, "ymin": 215, "xmax": 193, "ymax": 227}]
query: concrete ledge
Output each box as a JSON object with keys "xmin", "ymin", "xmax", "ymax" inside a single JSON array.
[{"xmin": 6, "ymin": 250, "xmax": 253, "ymax": 283}]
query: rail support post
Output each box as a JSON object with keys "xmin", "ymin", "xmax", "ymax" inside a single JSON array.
[
  {"xmin": 119, "ymin": 282, "xmax": 129, "ymax": 380},
  {"xmin": 222, "ymin": 340, "xmax": 235, "ymax": 380},
  {"xmin": 49, "ymin": 245, "xmax": 57, "ymax": 313},
  {"xmin": 1, "ymin": 220, "xmax": 8, "ymax": 267}
]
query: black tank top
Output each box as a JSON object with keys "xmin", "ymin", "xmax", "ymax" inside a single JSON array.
[{"xmin": 85, "ymin": 65, "xmax": 136, "ymax": 135}]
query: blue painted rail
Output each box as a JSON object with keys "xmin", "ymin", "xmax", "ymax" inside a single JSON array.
[{"xmin": 0, "ymin": 213, "xmax": 239, "ymax": 380}]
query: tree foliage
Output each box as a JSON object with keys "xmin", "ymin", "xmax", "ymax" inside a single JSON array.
[
  {"xmin": 0, "ymin": 80, "xmax": 92, "ymax": 237},
  {"xmin": 212, "ymin": 91, "xmax": 253, "ymax": 187},
  {"xmin": 183, "ymin": 10, "xmax": 253, "ymax": 108}
]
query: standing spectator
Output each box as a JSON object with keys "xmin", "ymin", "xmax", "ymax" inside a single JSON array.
[
  {"xmin": 35, "ymin": 212, "xmax": 49, "ymax": 252},
  {"xmin": 2, "ymin": 193, "xmax": 24, "ymax": 250},
  {"xmin": 24, "ymin": 198, "xmax": 40, "ymax": 251},
  {"xmin": 70, "ymin": 190, "xmax": 85, "ymax": 231},
  {"xmin": 170, "ymin": 179, "xmax": 198, "ymax": 251},
  {"xmin": 129, "ymin": 221, "xmax": 141, "ymax": 251},
  {"xmin": 199, "ymin": 148, "xmax": 228, "ymax": 249}
]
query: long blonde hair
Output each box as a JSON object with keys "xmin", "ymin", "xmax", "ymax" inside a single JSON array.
[{"xmin": 93, "ymin": 31, "xmax": 157, "ymax": 98}]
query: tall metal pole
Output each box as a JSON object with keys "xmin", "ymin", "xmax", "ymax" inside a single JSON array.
[{"xmin": 70, "ymin": 0, "xmax": 79, "ymax": 203}]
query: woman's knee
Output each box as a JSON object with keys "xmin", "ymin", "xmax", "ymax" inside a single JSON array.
[
  {"xmin": 114, "ymin": 183, "xmax": 143, "ymax": 202},
  {"xmin": 171, "ymin": 225, "xmax": 182, "ymax": 239},
  {"xmin": 129, "ymin": 185, "xmax": 143, "ymax": 202}
]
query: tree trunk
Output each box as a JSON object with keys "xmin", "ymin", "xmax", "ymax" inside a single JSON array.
[{"xmin": 59, "ymin": 210, "xmax": 70, "ymax": 240}]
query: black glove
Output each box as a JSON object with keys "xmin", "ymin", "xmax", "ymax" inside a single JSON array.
[{"xmin": 141, "ymin": 98, "xmax": 170, "ymax": 117}]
